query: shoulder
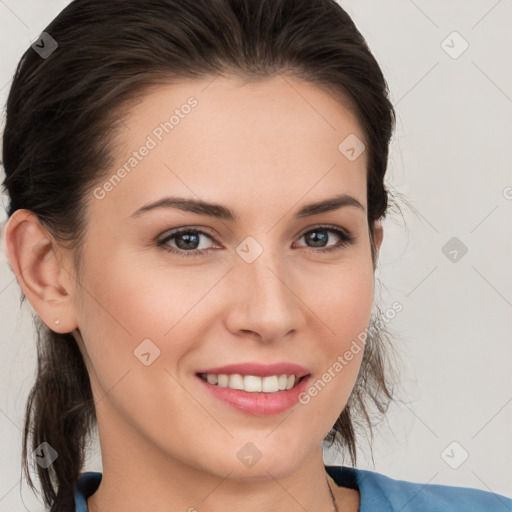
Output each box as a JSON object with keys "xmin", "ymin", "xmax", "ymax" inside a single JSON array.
[
  {"xmin": 325, "ymin": 465, "xmax": 512, "ymax": 512},
  {"xmin": 75, "ymin": 472, "xmax": 102, "ymax": 512}
]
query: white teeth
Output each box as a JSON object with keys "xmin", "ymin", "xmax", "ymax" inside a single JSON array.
[
  {"xmin": 217, "ymin": 374, "xmax": 229, "ymax": 388},
  {"xmin": 244, "ymin": 375, "xmax": 262, "ymax": 392},
  {"xmin": 286, "ymin": 375, "xmax": 296, "ymax": 390},
  {"xmin": 262, "ymin": 375, "xmax": 279, "ymax": 393},
  {"xmin": 206, "ymin": 374, "xmax": 218, "ymax": 385},
  {"xmin": 201, "ymin": 373, "xmax": 301, "ymax": 393},
  {"xmin": 229, "ymin": 374, "xmax": 244, "ymax": 390}
]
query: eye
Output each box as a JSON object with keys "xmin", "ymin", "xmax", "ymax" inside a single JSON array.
[
  {"xmin": 157, "ymin": 225, "xmax": 355, "ymax": 258},
  {"xmin": 157, "ymin": 228, "xmax": 218, "ymax": 257},
  {"xmin": 294, "ymin": 225, "xmax": 355, "ymax": 253}
]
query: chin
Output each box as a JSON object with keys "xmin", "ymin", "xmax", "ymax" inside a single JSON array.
[{"xmin": 201, "ymin": 440, "xmax": 310, "ymax": 482}]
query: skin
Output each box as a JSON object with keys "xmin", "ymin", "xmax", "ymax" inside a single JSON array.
[{"xmin": 5, "ymin": 74, "xmax": 383, "ymax": 512}]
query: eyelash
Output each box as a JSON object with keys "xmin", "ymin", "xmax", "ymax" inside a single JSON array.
[{"xmin": 157, "ymin": 225, "xmax": 355, "ymax": 258}]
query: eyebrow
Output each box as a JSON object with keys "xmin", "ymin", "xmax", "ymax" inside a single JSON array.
[{"xmin": 129, "ymin": 193, "xmax": 365, "ymax": 220}]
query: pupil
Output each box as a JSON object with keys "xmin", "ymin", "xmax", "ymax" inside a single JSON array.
[
  {"xmin": 307, "ymin": 230, "xmax": 327, "ymax": 247},
  {"xmin": 177, "ymin": 232, "xmax": 199, "ymax": 250}
]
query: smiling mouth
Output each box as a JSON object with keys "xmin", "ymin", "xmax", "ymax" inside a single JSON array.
[{"xmin": 197, "ymin": 373, "xmax": 309, "ymax": 393}]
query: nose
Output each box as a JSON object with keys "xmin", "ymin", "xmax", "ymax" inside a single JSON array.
[{"xmin": 223, "ymin": 248, "xmax": 306, "ymax": 344}]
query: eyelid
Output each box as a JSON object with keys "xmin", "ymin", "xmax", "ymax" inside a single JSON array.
[
  {"xmin": 159, "ymin": 225, "xmax": 217, "ymax": 240},
  {"xmin": 294, "ymin": 223, "xmax": 353, "ymax": 241}
]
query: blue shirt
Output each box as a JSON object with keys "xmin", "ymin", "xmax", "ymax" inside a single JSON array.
[{"xmin": 74, "ymin": 465, "xmax": 512, "ymax": 511}]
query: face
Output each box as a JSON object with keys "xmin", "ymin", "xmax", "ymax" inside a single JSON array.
[{"xmin": 64, "ymin": 75, "xmax": 381, "ymax": 480}]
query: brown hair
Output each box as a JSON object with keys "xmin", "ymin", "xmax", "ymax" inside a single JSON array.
[{"xmin": 1, "ymin": 0, "xmax": 398, "ymax": 510}]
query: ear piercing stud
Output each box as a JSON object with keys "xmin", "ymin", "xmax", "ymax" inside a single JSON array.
[{"xmin": 55, "ymin": 319, "xmax": 60, "ymax": 325}]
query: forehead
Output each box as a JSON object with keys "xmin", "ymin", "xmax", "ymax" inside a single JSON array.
[
  {"xmin": 92, "ymin": 75, "xmax": 368, "ymax": 220},
  {"xmin": 123, "ymin": 74, "xmax": 364, "ymax": 141}
]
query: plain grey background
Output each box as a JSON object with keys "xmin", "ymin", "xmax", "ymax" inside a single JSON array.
[{"xmin": 1, "ymin": 1, "xmax": 511, "ymax": 510}]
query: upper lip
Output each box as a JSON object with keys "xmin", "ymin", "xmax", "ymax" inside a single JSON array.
[{"xmin": 196, "ymin": 362, "xmax": 310, "ymax": 378}]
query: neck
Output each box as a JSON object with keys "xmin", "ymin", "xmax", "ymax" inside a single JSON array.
[{"xmin": 88, "ymin": 406, "xmax": 339, "ymax": 512}]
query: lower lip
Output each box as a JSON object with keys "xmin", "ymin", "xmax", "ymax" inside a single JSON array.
[{"xmin": 197, "ymin": 375, "xmax": 311, "ymax": 416}]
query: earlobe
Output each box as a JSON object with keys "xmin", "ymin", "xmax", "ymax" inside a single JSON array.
[
  {"xmin": 371, "ymin": 219, "xmax": 384, "ymax": 269},
  {"xmin": 3, "ymin": 209, "xmax": 78, "ymax": 333},
  {"xmin": 374, "ymin": 219, "xmax": 384, "ymax": 252}
]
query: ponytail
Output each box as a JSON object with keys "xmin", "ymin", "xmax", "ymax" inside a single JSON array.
[{"xmin": 22, "ymin": 315, "xmax": 95, "ymax": 511}]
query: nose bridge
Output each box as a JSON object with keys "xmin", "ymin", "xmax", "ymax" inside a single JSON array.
[{"xmin": 228, "ymin": 239, "xmax": 301, "ymax": 339}]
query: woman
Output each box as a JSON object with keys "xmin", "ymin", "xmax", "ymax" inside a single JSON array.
[{"xmin": 2, "ymin": 0, "xmax": 510, "ymax": 511}]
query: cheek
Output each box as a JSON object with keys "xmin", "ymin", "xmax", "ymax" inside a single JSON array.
[
  {"xmin": 73, "ymin": 258, "xmax": 208, "ymax": 440},
  {"xmin": 304, "ymin": 259, "xmax": 374, "ymax": 413},
  {"xmin": 73, "ymin": 249, "xmax": 227, "ymax": 411},
  {"xmin": 77, "ymin": 246, "xmax": 201, "ymax": 341},
  {"xmin": 314, "ymin": 256, "xmax": 375, "ymax": 340}
]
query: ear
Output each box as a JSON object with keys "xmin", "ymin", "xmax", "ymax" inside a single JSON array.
[
  {"xmin": 371, "ymin": 219, "xmax": 384, "ymax": 269},
  {"xmin": 373, "ymin": 219, "xmax": 384, "ymax": 252},
  {"xmin": 3, "ymin": 209, "xmax": 78, "ymax": 333}
]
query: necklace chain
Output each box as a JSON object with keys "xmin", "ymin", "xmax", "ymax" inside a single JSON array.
[{"xmin": 326, "ymin": 476, "xmax": 339, "ymax": 512}]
